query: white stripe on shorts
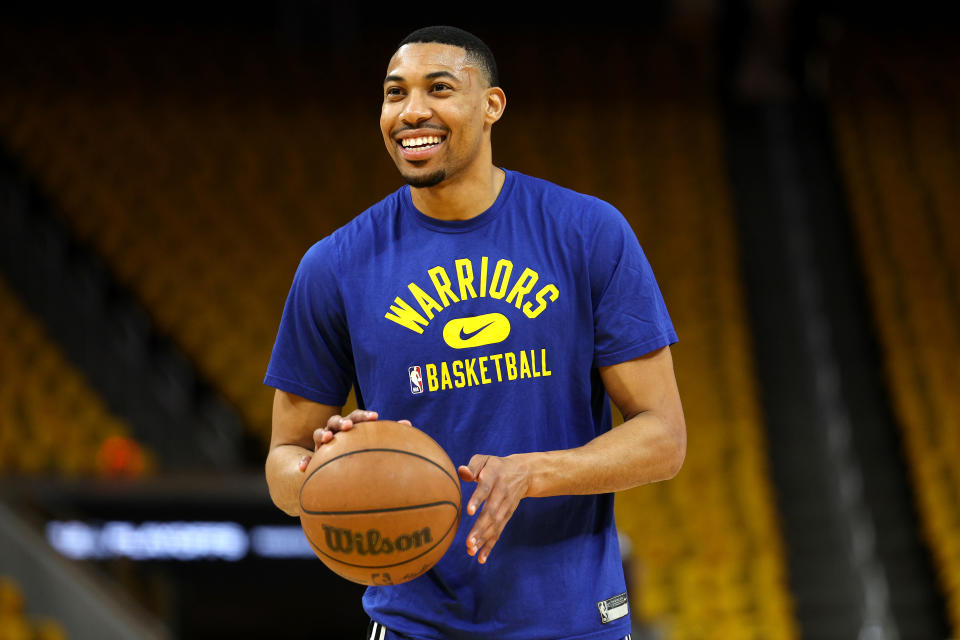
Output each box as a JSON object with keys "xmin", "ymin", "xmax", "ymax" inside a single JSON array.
[{"xmin": 368, "ymin": 622, "xmax": 385, "ymax": 640}]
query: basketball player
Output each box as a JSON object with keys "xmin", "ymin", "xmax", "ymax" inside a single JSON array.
[{"xmin": 264, "ymin": 26, "xmax": 686, "ymax": 640}]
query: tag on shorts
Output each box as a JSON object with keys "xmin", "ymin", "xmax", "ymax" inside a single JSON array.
[{"xmin": 597, "ymin": 592, "xmax": 629, "ymax": 624}]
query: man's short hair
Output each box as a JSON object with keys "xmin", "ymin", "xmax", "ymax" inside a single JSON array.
[{"xmin": 398, "ymin": 26, "xmax": 499, "ymax": 88}]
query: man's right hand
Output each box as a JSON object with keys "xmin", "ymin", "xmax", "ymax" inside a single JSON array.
[
  {"xmin": 298, "ymin": 409, "xmax": 380, "ymax": 472},
  {"xmin": 298, "ymin": 410, "xmax": 413, "ymax": 472},
  {"xmin": 266, "ymin": 391, "xmax": 415, "ymax": 516}
]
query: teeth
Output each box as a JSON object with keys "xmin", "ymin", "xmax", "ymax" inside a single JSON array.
[{"xmin": 401, "ymin": 135, "xmax": 443, "ymax": 148}]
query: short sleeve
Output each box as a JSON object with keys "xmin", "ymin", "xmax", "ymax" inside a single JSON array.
[
  {"xmin": 589, "ymin": 204, "xmax": 677, "ymax": 367},
  {"xmin": 264, "ymin": 235, "xmax": 355, "ymax": 406}
]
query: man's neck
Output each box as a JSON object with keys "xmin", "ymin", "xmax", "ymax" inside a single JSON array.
[{"xmin": 410, "ymin": 164, "xmax": 506, "ymax": 221}]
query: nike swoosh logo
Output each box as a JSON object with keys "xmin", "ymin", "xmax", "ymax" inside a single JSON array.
[
  {"xmin": 459, "ymin": 322, "xmax": 494, "ymax": 341},
  {"xmin": 442, "ymin": 313, "xmax": 511, "ymax": 349}
]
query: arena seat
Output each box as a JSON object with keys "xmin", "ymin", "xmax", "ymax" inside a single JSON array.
[
  {"xmin": 0, "ymin": 26, "xmax": 796, "ymax": 636},
  {"xmin": 0, "ymin": 576, "xmax": 67, "ymax": 640},
  {"xmin": 829, "ymin": 34, "xmax": 960, "ymax": 634},
  {"xmin": 0, "ymin": 276, "xmax": 151, "ymax": 477}
]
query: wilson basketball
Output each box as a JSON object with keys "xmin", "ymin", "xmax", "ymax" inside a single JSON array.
[{"xmin": 299, "ymin": 420, "xmax": 461, "ymax": 586}]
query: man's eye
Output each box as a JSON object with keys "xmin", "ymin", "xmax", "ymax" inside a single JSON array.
[
  {"xmin": 385, "ymin": 87, "xmax": 404, "ymax": 97},
  {"xmin": 432, "ymin": 83, "xmax": 451, "ymax": 92}
]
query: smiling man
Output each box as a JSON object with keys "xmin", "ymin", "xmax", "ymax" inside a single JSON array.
[{"xmin": 264, "ymin": 26, "xmax": 686, "ymax": 640}]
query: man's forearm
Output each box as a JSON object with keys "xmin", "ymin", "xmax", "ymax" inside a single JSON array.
[
  {"xmin": 265, "ymin": 444, "xmax": 313, "ymax": 516},
  {"xmin": 519, "ymin": 410, "xmax": 685, "ymax": 498}
]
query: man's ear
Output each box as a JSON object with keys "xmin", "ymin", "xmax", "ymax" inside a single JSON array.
[{"xmin": 483, "ymin": 87, "xmax": 506, "ymax": 125}]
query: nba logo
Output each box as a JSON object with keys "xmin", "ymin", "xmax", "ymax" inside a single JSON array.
[{"xmin": 408, "ymin": 366, "xmax": 423, "ymax": 394}]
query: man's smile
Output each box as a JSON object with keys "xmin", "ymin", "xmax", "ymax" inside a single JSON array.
[
  {"xmin": 401, "ymin": 135, "xmax": 444, "ymax": 149},
  {"xmin": 395, "ymin": 128, "xmax": 448, "ymax": 162}
]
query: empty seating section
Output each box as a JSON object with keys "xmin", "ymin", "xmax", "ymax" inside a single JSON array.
[
  {"xmin": 0, "ymin": 29, "xmax": 398, "ymax": 439},
  {"xmin": 0, "ymin": 576, "xmax": 67, "ymax": 640},
  {"xmin": 633, "ymin": 100, "xmax": 794, "ymax": 638},
  {"xmin": 0, "ymin": 276, "xmax": 148, "ymax": 476},
  {"xmin": 830, "ymin": 36, "xmax": 960, "ymax": 633},
  {"xmin": 0, "ymin": 28, "xmax": 796, "ymax": 636}
]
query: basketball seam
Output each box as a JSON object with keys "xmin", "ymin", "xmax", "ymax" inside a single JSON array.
[
  {"xmin": 299, "ymin": 447, "xmax": 462, "ymax": 512},
  {"xmin": 301, "ymin": 499, "xmax": 459, "ymax": 516}
]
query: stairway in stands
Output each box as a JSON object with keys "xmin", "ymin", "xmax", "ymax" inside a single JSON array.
[
  {"xmin": 829, "ymin": 31, "xmax": 960, "ymax": 635},
  {"xmin": 725, "ymin": 98, "xmax": 949, "ymax": 638}
]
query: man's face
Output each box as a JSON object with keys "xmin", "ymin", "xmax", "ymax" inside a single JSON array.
[{"xmin": 381, "ymin": 42, "xmax": 493, "ymax": 188}]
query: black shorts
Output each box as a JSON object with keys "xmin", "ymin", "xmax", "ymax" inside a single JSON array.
[{"xmin": 366, "ymin": 620, "xmax": 633, "ymax": 640}]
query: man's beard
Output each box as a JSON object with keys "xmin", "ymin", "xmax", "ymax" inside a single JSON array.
[{"xmin": 402, "ymin": 169, "xmax": 446, "ymax": 189}]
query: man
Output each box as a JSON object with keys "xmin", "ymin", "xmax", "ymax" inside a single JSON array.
[{"xmin": 264, "ymin": 25, "xmax": 685, "ymax": 640}]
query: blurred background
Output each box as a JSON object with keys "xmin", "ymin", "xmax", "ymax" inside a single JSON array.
[{"xmin": 0, "ymin": 1, "xmax": 958, "ymax": 638}]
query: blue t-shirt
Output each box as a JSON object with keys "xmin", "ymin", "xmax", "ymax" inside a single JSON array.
[{"xmin": 265, "ymin": 169, "xmax": 677, "ymax": 640}]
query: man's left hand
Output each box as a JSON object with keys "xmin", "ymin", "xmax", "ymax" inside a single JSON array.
[{"xmin": 457, "ymin": 454, "xmax": 531, "ymax": 564}]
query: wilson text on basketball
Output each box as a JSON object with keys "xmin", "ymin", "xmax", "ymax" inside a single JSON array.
[{"xmin": 322, "ymin": 525, "xmax": 433, "ymax": 556}]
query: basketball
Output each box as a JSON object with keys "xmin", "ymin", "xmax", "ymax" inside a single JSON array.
[{"xmin": 298, "ymin": 420, "xmax": 461, "ymax": 586}]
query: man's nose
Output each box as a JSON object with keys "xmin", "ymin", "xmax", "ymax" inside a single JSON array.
[{"xmin": 400, "ymin": 90, "xmax": 431, "ymax": 125}]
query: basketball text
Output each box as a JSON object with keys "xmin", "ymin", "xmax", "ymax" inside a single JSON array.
[{"xmin": 322, "ymin": 525, "xmax": 433, "ymax": 556}]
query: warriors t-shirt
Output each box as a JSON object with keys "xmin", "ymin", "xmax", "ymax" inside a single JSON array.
[{"xmin": 265, "ymin": 169, "xmax": 677, "ymax": 639}]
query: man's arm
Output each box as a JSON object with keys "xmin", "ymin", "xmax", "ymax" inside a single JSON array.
[
  {"xmin": 458, "ymin": 345, "xmax": 685, "ymax": 563},
  {"xmin": 265, "ymin": 389, "xmax": 379, "ymax": 516},
  {"xmin": 525, "ymin": 344, "xmax": 686, "ymax": 495}
]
